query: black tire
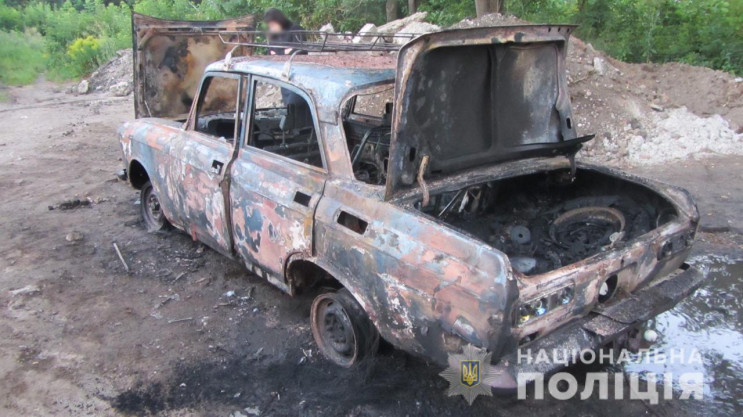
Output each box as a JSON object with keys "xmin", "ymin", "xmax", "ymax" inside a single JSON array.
[
  {"xmin": 140, "ymin": 181, "xmax": 169, "ymax": 232},
  {"xmin": 310, "ymin": 288, "xmax": 379, "ymax": 367}
]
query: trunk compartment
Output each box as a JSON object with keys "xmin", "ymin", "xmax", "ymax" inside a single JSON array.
[{"xmin": 414, "ymin": 168, "xmax": 677, "ymax": 275}]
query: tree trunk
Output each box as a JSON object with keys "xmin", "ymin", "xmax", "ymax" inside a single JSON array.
[
  {"xmin": 408, "ymin": 0, "xmax": 417, "ymax": 14},
  {"xmin": 386, "ymin": 0, "xmax": 400, "ymax": 22},
  {"xmin": 476, "ymin": 0, "xmax": 503, "ymax": 17},
  {"xmin": 475, "ymin": 0, "xmax": 489, "ymax": 17}
]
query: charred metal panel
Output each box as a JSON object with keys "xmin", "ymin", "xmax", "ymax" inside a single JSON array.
[
  {"xmin": 166, "ymin": 131, "xmax": 234, "ymax": 253},
  {"xmin": 391, "ymin": 158, "xmax": 699, "ymax": 351},
  {"xmin": 119, "ymin": 120, "xmax": 184, "ymax": 227},
  {"xmin": 313, "ymin": 178, "xmax": 517, "ymax": 363},
  {"xmin": 119, "ymin": 118, "xmax": 236, "ymax": 255},
  {"xmin": 132, "ymin": 13, "xmax": 255, "ymax": 119},
  {"xmin": 386, "ymin": 25, "xmax": 580, "ymax": 200},
  {"xmin": 494, "ymin": 264, "xmax": 704, "ymax": 389},
  {"xmin": 318, "ymin": 121, "xmax": 357, "ymax": 178},
  {"xmin": 230, "ymin": 147, "xmax": 326, "ymax": 279}
]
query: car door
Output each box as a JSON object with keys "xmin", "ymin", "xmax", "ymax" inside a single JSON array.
[
  {"xmin": 230, "ymin": 77, "xmax": 327, "ymax": 286},
  {"xmin": 167, "ymin": 72, "xmax": 246, "ymax": 255}
]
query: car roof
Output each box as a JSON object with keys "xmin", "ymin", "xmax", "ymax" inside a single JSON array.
[{"xmin": 206, "ymin": 54, "xmax": 396, "ymax": 123}]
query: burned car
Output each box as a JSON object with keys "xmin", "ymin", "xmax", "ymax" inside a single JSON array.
[{"xmin": 118, "ymin": 15, "xmax": 705, "ymax": 388}]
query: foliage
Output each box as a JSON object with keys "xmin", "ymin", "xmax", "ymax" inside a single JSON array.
[
  {"xmin": 0, "ymin": 0, "xmax": 23, "ymax": 31},
  {"xmin": 419, "ymin": 0, "xmax": 476, "ymax": 26},
  {"xmin": 0, "ymin": 0, "xmax": 740, "ymax": 86},
  {"xmin": 66, "ymin": 35, "xmax": 100, "ymax": 75},
  {"xmin": 506, "ymin": 0, "xmax": 577, "ymax": 23},
  {"xmin": 0, "ymin": 28, "xmax": 46, "ymax": 85},
  {"xmin": 421, "ymin": 0, "xmax": 742, "ymax": 74},
  {"xmin": 570, "ymin": 0, "xmax": 743, "ymax": 74}
]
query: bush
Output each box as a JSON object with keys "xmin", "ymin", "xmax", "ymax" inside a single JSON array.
[
  {"xmin": 0, "ymin": 29, "xmax": 46, "ymax": 85},
  {"xmin": 43, "ymin": 0, "xmax": 131, "ymax": 79},
  {"xmin": 66, "ymin": 35, "xmax": 100, "ymax": 75},
  {"xmin": 0, "ymin": 0, "xmax": 23, "ymax": 31},
  {"xmin": 0, "ymin": 0, "xmax": 741, "ymax": 86},
  {"xmin": 420, "ymin": 0, "xmax": 475, "ymax": 26}
]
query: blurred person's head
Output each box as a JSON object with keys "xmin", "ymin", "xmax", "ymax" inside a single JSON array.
[{"xmin": 264, "ymin": 8, "xmax": 291, "ymax": 33}]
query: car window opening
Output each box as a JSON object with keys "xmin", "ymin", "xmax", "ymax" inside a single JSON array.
[
  {"xmin": 249, "ymin": 80, "xmax": 323, "ymax": 168},
  {"xmin": 342, "ymin": 85, "xmax": 394, "ymax": 186},
  {"xmin": 195, "ymin": 75, "xmax": 244, "ymax": 143}
]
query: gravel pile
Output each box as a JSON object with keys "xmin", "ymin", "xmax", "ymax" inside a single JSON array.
[{"xmin": 81, "ymin": 49, "xmax": 133, "ymax": 97}]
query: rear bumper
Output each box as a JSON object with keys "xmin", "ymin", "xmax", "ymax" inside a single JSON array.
[{"xmin": 487, "ymin": 264, "xmax": 705, "ymax": 389}]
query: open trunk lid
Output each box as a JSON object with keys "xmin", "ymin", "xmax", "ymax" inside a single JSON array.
[
  {"xmin": 132, "ymin": 13, "xmax": 255, "ymax": 119},
  {"xmin": 386, "ymin": 25, "xmax": 591, "ymax": 200}
]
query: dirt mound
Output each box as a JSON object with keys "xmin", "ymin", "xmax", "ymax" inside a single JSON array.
[
  {"xmin": 565, "ymin": 36, "xmax": 743, "ymax": 165},
  {"xmin": 86, "ymin": 49, "xmax": 133, "ymax": 96}
]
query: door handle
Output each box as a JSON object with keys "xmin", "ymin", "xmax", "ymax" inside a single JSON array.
[{"xmin": 211, "ymin": 160, "xmax": 224, "ymax": 175}]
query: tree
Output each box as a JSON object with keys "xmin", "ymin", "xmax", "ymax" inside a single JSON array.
[
  {"xmin": 386, "ymin": 0, "xmax": 399, "ymax": 21},
  {"xmin": 408, "ymin": 0, "xmax": 417, "ymax": 14},
  {"xmin": 475, "ymin": 0, "xmax": 503, "ymax": 17}
]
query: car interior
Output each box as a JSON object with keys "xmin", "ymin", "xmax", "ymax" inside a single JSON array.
[
  {"xmin": 249, "ymin": 82, "xmax": 323, "ymax": 168},
  {"xmin": 342, "ymin": 85, "xmax": 394, "ymax": 185},
  {"xmin": 195, "ymin": 77, "xmax": 397, "ymax": 176},
  {"xmin": 194, "ymin": 75, "xmax": 243, "ymax": 143}
]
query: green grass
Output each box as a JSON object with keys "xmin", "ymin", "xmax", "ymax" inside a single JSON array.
[
  {"xmin": 0, "ymin": 29, "xmax": 46, "ymax": 85},
  {"xmin": 0, "ymin": 0, "xmax": 740, "ymax": 85}
]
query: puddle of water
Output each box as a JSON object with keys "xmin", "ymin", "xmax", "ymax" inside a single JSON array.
[{"xmin": 622, "ymin": 258, "xmax": 743, "ymax": 416}]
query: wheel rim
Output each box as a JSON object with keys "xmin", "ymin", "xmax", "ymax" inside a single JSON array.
[
  {"xmin": 143, "ymin": 186, "xmax": 165, "ymax": 228},
  {"xmin": 311, "ymin": 294, "xmax": 358, "ymax": 366}
]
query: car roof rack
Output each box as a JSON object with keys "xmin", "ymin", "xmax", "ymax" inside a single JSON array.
[{"xmin": 217, "ymin": 30, "xmax": 418, "ymax": 53}]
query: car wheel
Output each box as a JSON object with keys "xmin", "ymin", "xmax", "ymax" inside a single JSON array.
[
  {"xmin": 310, "ymin": 288, "xmax": 379, "ymax": 367},
  {"xmin": 140, "ymin": 181, "xmax": 169, "ymax": 232}
]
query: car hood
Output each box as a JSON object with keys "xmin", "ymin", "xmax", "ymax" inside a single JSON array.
[
  {"xmin": 385, "ymin": 25, "xmax": 591, "ymax": 200},
  {"xmin": 132, "ymin": 13, "xmax": 254, "ymax": 119}
]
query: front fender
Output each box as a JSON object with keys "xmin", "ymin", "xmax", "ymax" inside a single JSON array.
[{"xmin": 117, "ymin": 119, "xmax": 185, "ymax": 228}]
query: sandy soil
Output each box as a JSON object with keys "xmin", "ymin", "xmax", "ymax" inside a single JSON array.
[{"xmin": 0, "ymin": 81, "xmax": 741, "ymax": 416}]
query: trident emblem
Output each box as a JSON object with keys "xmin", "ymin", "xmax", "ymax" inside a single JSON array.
[{"xmin": 460, "ymin": 360, "xmax": 480, "ymax": 387}]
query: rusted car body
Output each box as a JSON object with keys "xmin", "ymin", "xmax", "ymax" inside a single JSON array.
[{"xmin": 118, "ymin": 19, "xmax": 704, "ymax": 388}]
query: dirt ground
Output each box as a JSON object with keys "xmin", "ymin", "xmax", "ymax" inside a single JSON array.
[{"xmin": 0, "ymin": 81, "xmax": 741, "ymax": 417}]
